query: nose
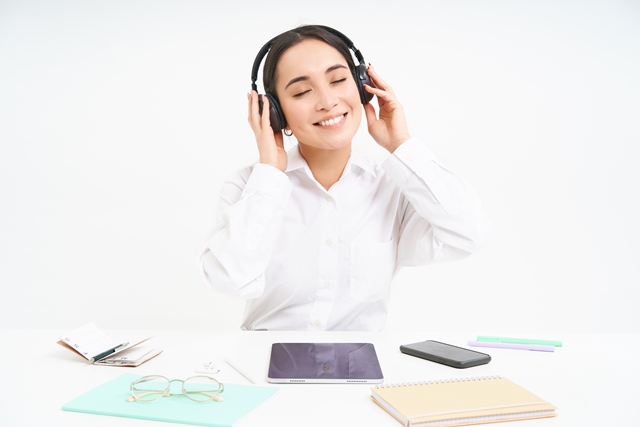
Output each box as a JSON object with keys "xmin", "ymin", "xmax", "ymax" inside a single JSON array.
[{"xmin": 315, "ymin": 84, "xmax": 338, "ymax": 111}]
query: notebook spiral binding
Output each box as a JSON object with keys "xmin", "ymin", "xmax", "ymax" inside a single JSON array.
[{"xmin": 374, "ymin": 375, "xmax": 502, "ymax": 389}]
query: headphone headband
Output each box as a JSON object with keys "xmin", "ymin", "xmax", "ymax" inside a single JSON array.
[{"xmin": 250, "ymin": 25, "xmax": 367, "ymax": 93}]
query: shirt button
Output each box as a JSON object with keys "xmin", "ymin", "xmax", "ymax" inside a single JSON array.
[
  {"xmin": 325, "ymin": 239, "xmax": 332, "ymax": 246},
  {"xmin": 323, "ymin": 281, "xmax": 331, "ymax": 289},
  {"xmin": 322, "ymin": 363, "xmax": 330, "ymax": 372},
  {"xmin": 325, "ymin": 195, "xmax": 333, "ymax": 202},
  {"xmin": 313, "ymin": 319, "xmax": 321, "ymax": 327}
]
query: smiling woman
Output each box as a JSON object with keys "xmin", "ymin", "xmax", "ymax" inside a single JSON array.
[{"xmin": 198, "ymin": 24, "xmax": 492, "ymax": 331}]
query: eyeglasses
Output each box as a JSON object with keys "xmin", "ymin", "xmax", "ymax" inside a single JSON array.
[{"xmin": 127, "ymin": 375, "xmax": 224, "ymax": 403}]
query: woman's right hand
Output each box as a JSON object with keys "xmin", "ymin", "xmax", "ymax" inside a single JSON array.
[{"xmin": 247, "ymin": 91, "xmax": 287, "ymax": 172}]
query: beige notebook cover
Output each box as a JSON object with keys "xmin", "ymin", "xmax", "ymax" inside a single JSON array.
[{"xmin": 370, "ymin": 376, "xmax": 557, "ymax": 427}]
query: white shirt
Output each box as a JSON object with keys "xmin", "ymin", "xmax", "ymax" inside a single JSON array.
[{"xmin": 198, "ymin": 137, "xmax": 491, "ymax": 331}]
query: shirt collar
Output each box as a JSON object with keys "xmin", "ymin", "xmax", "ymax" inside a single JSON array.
[{"xmin": 285, "ymin": 144, "xmax": 377, "ymax": 178}]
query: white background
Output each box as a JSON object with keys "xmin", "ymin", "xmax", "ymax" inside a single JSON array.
[{"xmin": 1, "ymin": 0, "xmax": 638, "ymax": 333}]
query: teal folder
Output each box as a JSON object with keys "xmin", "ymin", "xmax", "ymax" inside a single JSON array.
[{"xmin": 62, "ymin": 373, "xmax": 279, "ymax": 427}]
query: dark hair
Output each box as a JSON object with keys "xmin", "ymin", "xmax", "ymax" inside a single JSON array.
[{"xmin": 262, "ymin": 25, "xmax": 356, "ymax": 97}]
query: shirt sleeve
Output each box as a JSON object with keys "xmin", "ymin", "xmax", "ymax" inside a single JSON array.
[
  {"xmin": 198, "ymin": 163, "xmax": 292, "ymax": 298},
  {"xmin": 382, "ymin": 137, "xmax": 492, "ymax": 266}
]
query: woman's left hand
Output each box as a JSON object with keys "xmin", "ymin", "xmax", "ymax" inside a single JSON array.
[{"xmin": 363, "ymin": 64, "xmax": 411, "ymax": 153}]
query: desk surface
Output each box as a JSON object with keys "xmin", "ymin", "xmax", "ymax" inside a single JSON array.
[{"xmin": 0, "ymin": 329, "xmax": 636, "ymax": 426}]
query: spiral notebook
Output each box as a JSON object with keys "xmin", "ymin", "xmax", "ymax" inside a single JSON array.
[{"xmin": 370, "ymin": 376, "xmax": 556, "ymax": 427}]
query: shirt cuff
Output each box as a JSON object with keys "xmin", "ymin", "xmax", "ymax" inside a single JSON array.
[
  {"xmin": 382, "ymin": 137, "xmax": 439, "ymax": 183},
  {"xmin": 244, "ymin": 163, "xmax": 292, "ymax": 204}
]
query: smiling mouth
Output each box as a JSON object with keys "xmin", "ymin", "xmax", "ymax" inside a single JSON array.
[{"xmin": 316, "ymin": 114, "xmax": 345, "ymax": 127}]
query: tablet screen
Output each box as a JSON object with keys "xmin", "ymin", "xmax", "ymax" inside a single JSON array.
[{"xmin": 267, "ymin": 342, "xmax": 384, "ymax": 384}]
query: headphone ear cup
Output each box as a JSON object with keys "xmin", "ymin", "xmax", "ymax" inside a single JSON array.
[
  {"xmin": 259, "ymin": 94, "xmax": 286, "ymax": 131},
  {"xmin": 353, "ymin": 64, "xmax": 374, "ymax": 104}
]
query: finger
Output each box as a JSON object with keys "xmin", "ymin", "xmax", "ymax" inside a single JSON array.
[
  {"xmin": 364, "ymin": 84, "xmax": 392, "ymax": 104},
  {"xmin": 363, "ymin": 102, "xmax": 378, "ymax": 127},
  {"xmin": 248, "ymin": 91, "xmax": 261, "ymax": 128},
  {"xmin": 247, "ymin": 92, "xmax": 254, "ymax": 123},
  {"xmin": 367, "ymin": 64, "xmax": 393, "ymax": 92},
  {"xmin": 260, "ymin": 94, "xmax": 271, "ymax": 129}
]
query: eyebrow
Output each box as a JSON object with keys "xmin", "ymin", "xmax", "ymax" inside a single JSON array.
[{"xmin": 284, "ymin": 64, "xmax": 348, "ymax": 90}]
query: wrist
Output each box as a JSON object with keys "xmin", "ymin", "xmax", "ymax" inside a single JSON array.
[{"xmin": 387, "ymin": 134, "xmax": 411, "ymax": 154}]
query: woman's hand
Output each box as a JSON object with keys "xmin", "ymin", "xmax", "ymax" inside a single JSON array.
[
  {"xmin": 247, "ymin": 91, "xmax": 287, "ymax": 172},
  {"xmin": 363, "ymin": 64, "xmax": 411, "ymax": 153}
]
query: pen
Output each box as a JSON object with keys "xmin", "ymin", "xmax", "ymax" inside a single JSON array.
[
  {"xmin": 468, "ymin": 340, "xmax": 555, "ymax": 352},
  {"xmin": 89, "ymin": 342, "xmax": 129, "ymax": 363},
  {"xmin": 225, "ymin": 357, "xmax": 256, "ymax": 384},
  {"xmin": 477, "ymin": 335, "xmax": 563, "ymax": 347}
]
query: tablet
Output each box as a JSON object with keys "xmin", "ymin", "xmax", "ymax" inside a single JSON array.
[{"xmin": 267, "ymin": 343, "xmax": 384, "ymax": 384}]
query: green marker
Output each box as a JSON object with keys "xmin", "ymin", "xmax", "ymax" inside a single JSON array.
[{"xmin": 477, "ymin": 335, "xmax": 563, "ymax": 348}]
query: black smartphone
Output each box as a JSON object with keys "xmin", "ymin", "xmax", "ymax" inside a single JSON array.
[{"xmin": 400, "ymin": 340, "xmax": 491, "ymax": 369}]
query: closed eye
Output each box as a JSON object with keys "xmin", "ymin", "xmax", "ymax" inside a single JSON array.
[
  {"xmin": 332, "ymin": 78, "xmax": 347, "ymax": 85},
  {"xmin": 293, "ymin": 90, "xmax": 311, "ymax": 98}
]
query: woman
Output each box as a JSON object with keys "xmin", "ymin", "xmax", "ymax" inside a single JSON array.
[{"xmin": 199, "ymin": 25, "xmax": 491, "ymax": 331}]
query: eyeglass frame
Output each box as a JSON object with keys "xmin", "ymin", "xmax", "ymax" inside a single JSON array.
[{"xmin": 127, "ymin": 375, "xmax": 224, "ymax": 403}]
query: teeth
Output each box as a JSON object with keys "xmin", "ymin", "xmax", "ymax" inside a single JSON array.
[{"xmin": 319, "ymin": 114, "xmax": 344, "ymax": 127}]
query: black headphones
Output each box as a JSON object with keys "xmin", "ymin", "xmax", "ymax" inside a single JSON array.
[{"xmin": 250, "ymin": 25, "xmax": 373, "ymax": 131}]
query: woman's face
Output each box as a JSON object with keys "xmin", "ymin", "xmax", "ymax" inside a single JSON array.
[{"xmin": 274, "ymin": 38, "xmax": 362, "ymax": 151}]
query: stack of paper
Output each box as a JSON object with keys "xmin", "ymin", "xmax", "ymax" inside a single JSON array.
[{"xmin": 57, "ymin": 323, "xmax": 160, "ymax": 366}]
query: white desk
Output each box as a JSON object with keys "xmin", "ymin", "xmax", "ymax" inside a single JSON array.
[{"xmin": 0, "ymin": 329, "xmax": 636, "ymax": 426}]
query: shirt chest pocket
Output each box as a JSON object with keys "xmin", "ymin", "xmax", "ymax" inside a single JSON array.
[{"xmin": 349, "ymin": 239, "xmax": 395, "ymax": 303}]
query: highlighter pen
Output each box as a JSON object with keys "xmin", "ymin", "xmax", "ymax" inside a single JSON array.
[
  {"xmin": 89, "ymin": 342, "xmax": 129, "ymax": 363},
  {"xmin": 468, "ymin": 340, "xmax": 555, "ymax": 352},
  {"xmin": 477, "ymin": 335, "xmax": 563, "ymax": 347}
]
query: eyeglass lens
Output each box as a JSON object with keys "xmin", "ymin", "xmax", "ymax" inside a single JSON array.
[{"xmin": 183, "ymin": 376, "xmax": 223, "ymax": 402}]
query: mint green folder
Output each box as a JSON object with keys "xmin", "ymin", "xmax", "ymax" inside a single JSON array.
[{"xmin": 62, "ymin": 373, "xmax": 279, "ymax": 427}]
